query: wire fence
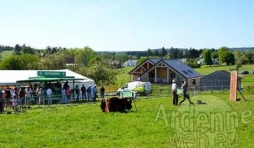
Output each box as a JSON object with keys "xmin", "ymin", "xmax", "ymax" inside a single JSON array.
[
  {"xmin": 1, "ymin": 84, "xmax": 253, "ymax": 114},
  {"xmin": 13, "ymin": 84, "xmax": 254, "ymax": 104}
]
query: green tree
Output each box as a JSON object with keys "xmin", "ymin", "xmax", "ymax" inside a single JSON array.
[
  {"xmin": 14, "ymin": 44, "xmax": 21, "ymax": 55},
  {"xmin": 211, "ymin": 49, "xmax": 218, "ymax": 59},
  {"xmin": 0, "ymin": 50, "xmax": 2, "ymax": 62},
  {"xmin": 64, "ymin": 46, "xmax": 98, "ymax": 67},
  {"xmin": 169, "ymin": 48, "xmax": 179, "ymax": 59},
  {"xmin": 22, "ymin": 44, "xmax": 35, "ymax": 54},
  {"xmin": 203, "ymin": 49, "xmax": 213, "ymax": 66},
  {"xmin": 224, "ymin": 51, "xmax": 235, "ymax": 65},
  {"xmin": 147, "ymin": 48, "xmax": 153, "ymax": 57},
  {"xmin": 218, "ymin": 46, "xmax": 230, "ymax": 64},
  {"xmin": 0, "ymin": 54, "xmax": 39, "ymax": 70},
  {"xmin": 160, "ymin": 47, "xmax": 167, "ymax": 57},
  {"xmin": 78, "ymin": 61, "xmax": 118, "ymax": 85},
  {"xmin": 154, "ymin": 50, "xmax": 159, "ymax": 57},
  {"xmin": 137, "ymin": 57, "xmax": 147, "ymax": 65},
  {"xmin": 39, "ymin": 52, "xmax": 67, "ymax": 70},
  {"xmin": 245, "ymin": 52, "xmax": 254, "ymax": 64}
]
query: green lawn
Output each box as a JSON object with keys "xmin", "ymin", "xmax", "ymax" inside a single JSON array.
[{"xmin": 0, "ymin": 93, "xmax": 253, "ymax": 148}]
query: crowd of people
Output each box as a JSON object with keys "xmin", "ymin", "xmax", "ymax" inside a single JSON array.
[
  {"xmin": 61, "ymin": 81, "xmax": 105, "ymax": 104},
  {"xmin": 0, "ymin": 78, "xmax": 194, "ymax": 113},
  {"xmin": 0, "ymin": 81, "xmax": 106, "ymax": 113}
]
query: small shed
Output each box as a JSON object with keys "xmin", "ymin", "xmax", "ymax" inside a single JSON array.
[{"xmin": 200, "ymin": 70, "xmax": 242, "ymax": 91}]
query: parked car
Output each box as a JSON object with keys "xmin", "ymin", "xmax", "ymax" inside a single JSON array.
[
  {"xmin": 117, "ymin": 81, "xmax": 152, "ymax": 96},
  {"xmin": 240, "ymin": 71, "xmax": 249, "ymax": 75}
]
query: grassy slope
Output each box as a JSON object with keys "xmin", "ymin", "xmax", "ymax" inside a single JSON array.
[
  {"xmin": 0, "ymin": 51, "xmax": 13, "ymax": 59},
  {"xmin": 194, "ymin": 64, "xmax": 254, "ymax": 75}
]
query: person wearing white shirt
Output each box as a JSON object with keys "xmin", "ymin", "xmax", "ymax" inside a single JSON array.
[
  {"xmin": 25, "ymin": 86, "xmax": 33, "ymax": 108},
  {"xmin": 46, "ymin": 87, "xmax": 53, "ymax": 105},
  {"xmin": 171, "ymin": 79, "xmax": 178, "ymax": 105}
]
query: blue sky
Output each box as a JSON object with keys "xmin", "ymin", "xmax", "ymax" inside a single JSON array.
[{"xmin": 0, "ymin": 0, "xmax": 253, "ymax": 51}]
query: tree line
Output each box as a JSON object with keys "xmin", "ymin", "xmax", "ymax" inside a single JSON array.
[{"xmin": 0, "ymin": 44, "xmax": 254, "ymax": 85}]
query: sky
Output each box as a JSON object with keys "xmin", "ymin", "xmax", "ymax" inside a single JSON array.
[{"xmin": 0, "ymin": 0, "xmax": 253, "ymax": 51}]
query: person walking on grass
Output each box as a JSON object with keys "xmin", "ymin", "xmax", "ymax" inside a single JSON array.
[{"xmin": 179, "ymin": 79, "xmax": 193, "ymax": 105}]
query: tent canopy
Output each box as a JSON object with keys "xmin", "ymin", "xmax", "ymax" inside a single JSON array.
[
  {"xmin": 0, "ymin": 69, "xmax": 95, "ymax": 87},
  {"xmin": 16, "ymin": 71, "xmax": 84, "ymax": 83},
  {"xmin": 16, "ymin": 77, "xmax": 84, "ymax": 83}
]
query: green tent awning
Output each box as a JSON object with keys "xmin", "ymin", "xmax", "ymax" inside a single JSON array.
[{"xmin": 16, "ymin": 77, "xmax": 84, "ymax": 83}]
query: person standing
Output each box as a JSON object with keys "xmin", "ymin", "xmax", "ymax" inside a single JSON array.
[
  {"xmin": 12, "ymin": 93, "xmax": 18, "ymax": 112},
  {"xmin": 81, "ymin": 84, "xmax": 87, "ymax": 102},
  {"xmin": 46, "ymin": 87, "xmax": 53, "ymax": 106},
  {"xmin": 0, "ymin": 87, "xmax": 4, "ymax": 113},
  {"xmin": 25, "ymin": 86, "xmax": 33, "ymax": 108},
  {"xmin": 100, "ymin": 85, "xmax": 105, "ymax": 100},
  {"xmin": 38, "ymin": 87, "xmax": 45, "ymax": 107},
  {"xmin": 87, "ymin": 85, "xmax": 92, "ymax": 102},
  {"xmin": 179, "ymin": 79, "xmax": 193, "ymax": 105},
  {"xmin": 63, "ymin": 81, "xmax": 69, "ymax": 90},
  {"xmin": 66, "ymin": 86, "xmax": 71, "ymax": 103},
  {"xmin": 18, "ymin": 87, "xmax": 26, "ymax": 108},
  {"xmin": 75, "ymin": 85, "xmax": 80, "ymax": 103},
  {"xmin": 4, "ymin": 85, "xmax": 11, "ymax": 108},
  {"xmin": 172, "ymin": 79, "xmax": 178, "ymax": 105},
  {"xmin": 92, "ymin": 85, "xmax": 97, "ymax": 102}
]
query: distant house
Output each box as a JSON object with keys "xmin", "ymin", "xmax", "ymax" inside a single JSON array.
[
  {"xmin": 123, "ymin": 60, "xmax": 137, "ymax": 67},
  {"xmin": 200, "ymin": 70, "xmax": 242, "ymax": 90},
  {"xmin": 197, "ymin": 59, "xmax": 204, "ymax": 65},
  {"xmin": 197, "ymin": 58, "xmax": 219, "ymax": 65},
  {"xmin": 129, "ymin": 58, "xmax": 201, "ymax": 87},
  {"xmin": 109, "ymin": 60, "xmax": 121, "ymax": 68}
]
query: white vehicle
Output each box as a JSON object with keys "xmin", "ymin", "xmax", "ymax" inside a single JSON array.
[{"xmin": 117, "ymin": 81, "xmax": 152, "ymax": 96}]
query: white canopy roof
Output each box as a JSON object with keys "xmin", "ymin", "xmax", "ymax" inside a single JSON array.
[{"xmin": 0, "ymin": 69, "xmax": 95, "ymax": 87}]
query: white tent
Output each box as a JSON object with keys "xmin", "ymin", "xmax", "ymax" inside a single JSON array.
[{"xmin": 0, "ymin": 69, "xmax": 95, "ymax": 89}]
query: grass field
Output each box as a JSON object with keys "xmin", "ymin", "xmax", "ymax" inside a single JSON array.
[
  {"xmin": 0, "ymin": 93, "xmax": 253, "ymax": 148},
  {"xmin": 0, "ymin": 51, "xmax": 13, "ymax": 59},
  {"xmin": 0, "ymin": 64, "xmax": 254, "ymax": 148},
  {"xmin": 194, "ymin": 64, "xmax": 254, "ymax": 75}
]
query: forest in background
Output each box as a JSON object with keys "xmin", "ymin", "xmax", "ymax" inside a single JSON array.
[{"xmin": 0, "ymin": 44, "xmax": 254, "ymax": 86}]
